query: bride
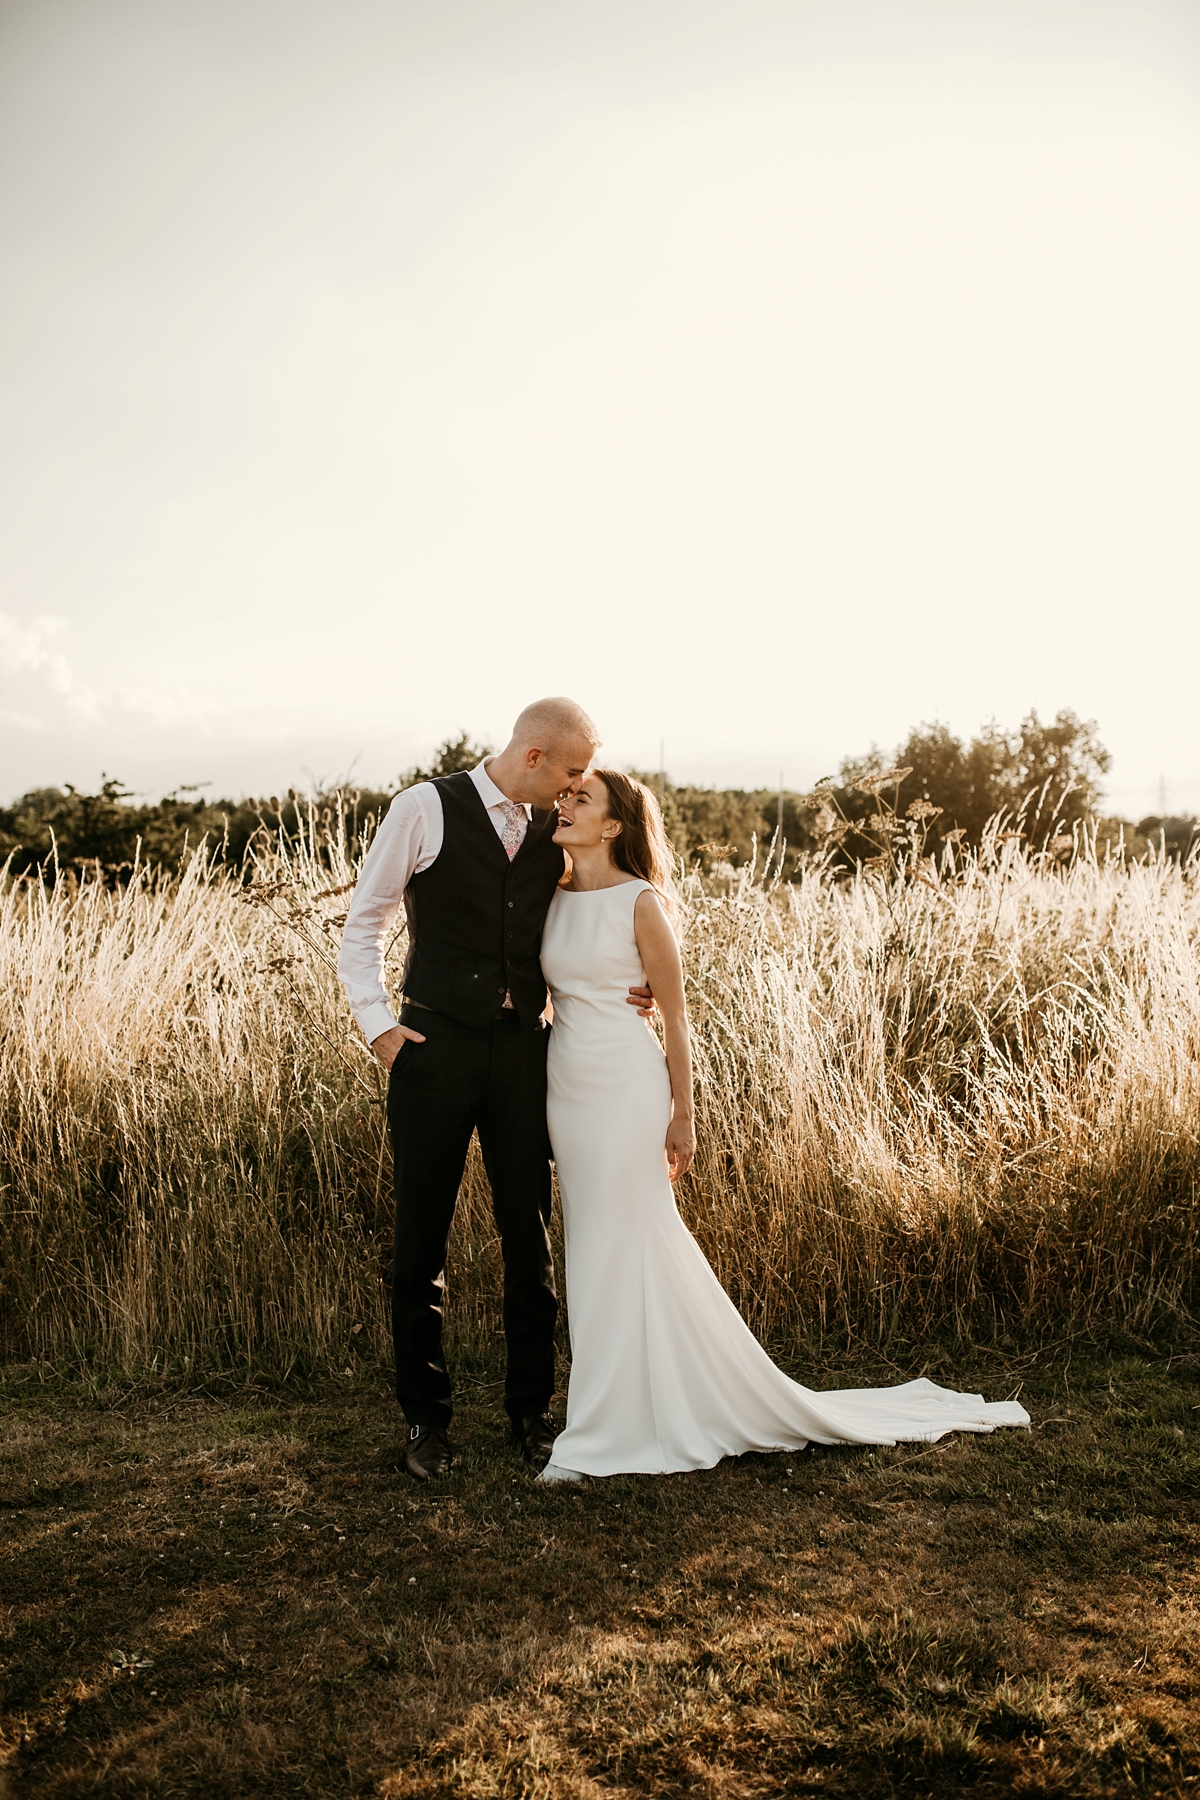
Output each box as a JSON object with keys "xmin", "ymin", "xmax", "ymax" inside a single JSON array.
[{"xmin": 538, "ymin": 770, "xmax": 1029, "ymax": 1482}]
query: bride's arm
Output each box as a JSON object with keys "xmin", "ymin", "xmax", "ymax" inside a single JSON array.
[{"xmin": 633, "ymin": 890, "xmax": 696, "ymax": 1182}]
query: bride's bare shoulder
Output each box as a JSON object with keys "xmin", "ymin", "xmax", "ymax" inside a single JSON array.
[{"xmin": 632, "ymin": 884, "xmax": 673, "ymax": 929}]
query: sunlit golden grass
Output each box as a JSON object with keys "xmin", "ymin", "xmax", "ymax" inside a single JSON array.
[{"xmin": 2, "ymin": 826, "xmax": 1198, "ymax": 1377}]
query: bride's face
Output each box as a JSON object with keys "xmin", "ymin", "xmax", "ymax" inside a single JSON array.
[{"xmin": 553, "ymin": 776, "xmax": 620, "ymax": 853}]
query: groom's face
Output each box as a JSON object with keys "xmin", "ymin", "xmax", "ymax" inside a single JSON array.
[{"xmin": 521, "ymin": 734, "xmax": 596, "ymax": 811}]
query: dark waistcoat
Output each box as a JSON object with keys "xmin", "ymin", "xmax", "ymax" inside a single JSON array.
[{"xmin": 402, "ymin": 771, "xmax": 566, "ymax": 1030}]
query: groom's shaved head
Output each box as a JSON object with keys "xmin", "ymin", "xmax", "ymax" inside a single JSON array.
[
  {"xmin": 489, "ymin": 697, "xmax": 599, "ymax": 808},
  {"xmin": 511, "ymin": 697, "xmax": 600, "ymax": 756}
]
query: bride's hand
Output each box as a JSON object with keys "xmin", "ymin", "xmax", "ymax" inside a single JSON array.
[{"xmin": 666, "ymin": 1116, "xmax": 696, "ymax": 1182}]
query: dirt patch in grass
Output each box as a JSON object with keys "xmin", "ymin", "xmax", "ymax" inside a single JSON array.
[{"xmin": 1, "ymin": 1347, "xmax": 1197, "ymax": 1797}]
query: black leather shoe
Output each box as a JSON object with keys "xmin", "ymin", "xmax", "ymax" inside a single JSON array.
[
  {"xmin": 405, "ymin": 1424, "xmax": 454, "ymax": 1482},
  {"xmin": 512, "ymin": 1413, "xmax": 557, "ymax": 1470}
]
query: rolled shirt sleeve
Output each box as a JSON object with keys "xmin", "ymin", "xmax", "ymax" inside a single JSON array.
[{"xmin": 337, "ymin": 783, "xmax": 442, "ymax": 1045}]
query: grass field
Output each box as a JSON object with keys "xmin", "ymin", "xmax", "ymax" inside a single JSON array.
[
  {"xmin": 3, "ymin": 1344, "xmax": 1198, "ymax": 1798},
  {"xmin": 3, "ymin": 831, "xmax": 1199, "ymax": 1377},
  {"xmin": 4, "ymin": 827, "xmax": 1200, "ymax": 1792}
]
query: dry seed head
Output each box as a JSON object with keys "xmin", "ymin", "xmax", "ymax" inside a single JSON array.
[{"xmin": 851, "ymin": 767, "xmax": 913, "ymax": 796}]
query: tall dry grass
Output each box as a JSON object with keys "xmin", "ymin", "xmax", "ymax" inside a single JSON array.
[{"xmin": 2, "ymin": 824, "xmax": 1198, "ymax": 1377}]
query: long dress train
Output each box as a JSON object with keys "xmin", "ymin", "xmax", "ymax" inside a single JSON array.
[{"xmin": 538, "ymin": 879, "xmax": 1029, "ymax": 1479}]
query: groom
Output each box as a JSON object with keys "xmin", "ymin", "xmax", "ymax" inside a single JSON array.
[{"xmin": 338, "ymin": 698, "xmax": 649, "ymax": 1480}]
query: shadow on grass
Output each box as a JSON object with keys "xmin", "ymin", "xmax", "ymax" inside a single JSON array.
[{"xmin": 1, "ymin": 1344, "xmax": 1198, "ymax": 1798}]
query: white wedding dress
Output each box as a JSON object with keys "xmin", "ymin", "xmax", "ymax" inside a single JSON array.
[{"xmin": 538, "ymin": 878, "xmax": 1030, "ymax": 1481}]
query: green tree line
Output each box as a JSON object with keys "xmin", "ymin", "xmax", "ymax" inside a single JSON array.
[
  {"xmin": 2, "ymin": 712, "xmax": 1195, "ymax": 881},
  {"xmin": 647, "ymin": 709, "xmax": 1194, "ymax": 872}
]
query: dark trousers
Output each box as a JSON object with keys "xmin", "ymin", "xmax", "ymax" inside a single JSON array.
[{"xmin": 387, "ymin": 1005, "xmax": 557, "ymax": 1429}]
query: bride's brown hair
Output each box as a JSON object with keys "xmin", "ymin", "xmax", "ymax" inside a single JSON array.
[{"xmin": 593, "ymin": 769, "xmax": 677, "ymax": 910}]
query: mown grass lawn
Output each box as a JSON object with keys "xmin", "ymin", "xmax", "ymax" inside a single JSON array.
[{"xmin": 2, "ymin": 1345, "xmax": 1197, "ymax": 1798}]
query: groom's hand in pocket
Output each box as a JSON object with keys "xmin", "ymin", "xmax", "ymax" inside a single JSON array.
[
  {"xmin": 370, "ymin": 1023, "xmax": 426, "ymax": 1071},
  {"xmin": 627, "ymin": 983, "xmax": 656, "ymax": 1018}
]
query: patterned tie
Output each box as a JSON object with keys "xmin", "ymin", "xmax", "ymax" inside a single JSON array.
[{"xmin": 500, "ymin": 800, "xmax": 525, "ymax": 861}]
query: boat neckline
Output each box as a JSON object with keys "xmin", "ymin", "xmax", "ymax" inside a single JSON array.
[{"xmin": 558, "ymin": 878, "xmax": 647, "ymax": 895}]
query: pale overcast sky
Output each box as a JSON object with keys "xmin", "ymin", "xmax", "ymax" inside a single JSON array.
[{"xmin": 1, "ymin": 0, "xmax": 1197, "ymax": 815}]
